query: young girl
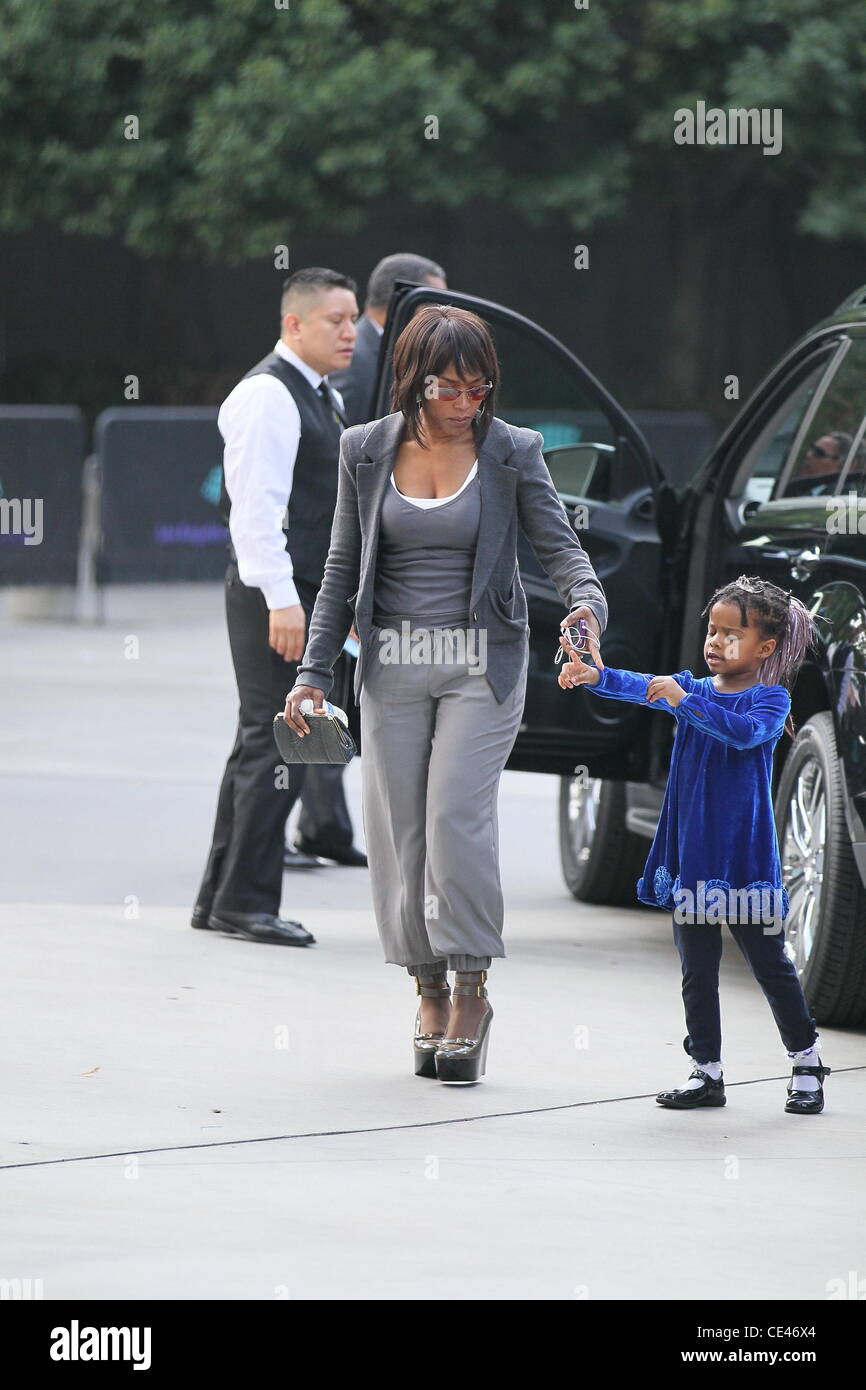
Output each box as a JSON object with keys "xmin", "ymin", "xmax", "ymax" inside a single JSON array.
[{"xmin": 558, "ymin": 574, "xmax": 831, "ymax": 1115}]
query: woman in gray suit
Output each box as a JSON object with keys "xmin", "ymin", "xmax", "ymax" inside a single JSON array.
[{"xmin": 284, "ymin": 305, "xmax": 607, "ymax": 1083}]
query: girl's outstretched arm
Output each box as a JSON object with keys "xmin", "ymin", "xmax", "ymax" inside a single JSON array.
[
  {"xmin": 676, "ymin": 686, "xmax": 791, "ymax": 748},
  {"xmin": 585, "ymin": 666, "xmax": 696, "ymax": 714}
]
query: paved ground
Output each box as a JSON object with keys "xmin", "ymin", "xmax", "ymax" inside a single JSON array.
[{"xmin": 1, "ymin": 585, "xmax": 864, "ymax": 1300}]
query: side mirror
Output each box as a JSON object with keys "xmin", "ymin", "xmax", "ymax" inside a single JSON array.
[{"xmin": 543, "ymin": 442, "xmax": 616, "ymax": 503}]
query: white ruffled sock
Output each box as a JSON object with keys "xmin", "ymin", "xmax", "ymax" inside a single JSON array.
[
  {"xmin": 787, "ymin": 1041, "xmax": 822, "ymax": 1092},
  {"xmin": 680, "ymin": 1059, "xmax": 723, "ymax": 1089}
]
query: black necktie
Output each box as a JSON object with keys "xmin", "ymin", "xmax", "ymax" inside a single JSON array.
[{"xmin": 318, "ymin": 380, "xmax": 347, "ymax": 431}]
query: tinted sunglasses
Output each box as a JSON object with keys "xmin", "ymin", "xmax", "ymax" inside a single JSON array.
[
  {"xmin": 429, "ymin": 382, "xmax": 493, "ymax": 403},
  {"xmin": 807, "ymin": 441, "xmax": 838, "ymax": 460}
]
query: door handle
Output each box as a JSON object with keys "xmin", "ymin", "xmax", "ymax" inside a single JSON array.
[{"xmin": 790, "ymin": 547, "xmax": 822, "ymax": 582}]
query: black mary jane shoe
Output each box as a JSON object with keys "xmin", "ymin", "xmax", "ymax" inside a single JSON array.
[
  {"xmin": 656, "ymin": 1068, "xmax": 726, "ymax": 1109},
  {"xmin": 785, "ymin": 1062, "xmax": 831, "ymax": 1115}
]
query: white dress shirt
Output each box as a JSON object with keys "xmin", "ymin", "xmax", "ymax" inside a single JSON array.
[{"xmin": 218, "ymin": 341, "xmax": 345, "ymax": 611}]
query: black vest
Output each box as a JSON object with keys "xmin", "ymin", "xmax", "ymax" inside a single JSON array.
[{"xmin": 219, "ymin": 352, "xmax": 343, "ymax": 589}]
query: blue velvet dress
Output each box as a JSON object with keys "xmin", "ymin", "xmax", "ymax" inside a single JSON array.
[{"xmin": 585, "ymin": 667, "xmax": 792, "ymax": 923}]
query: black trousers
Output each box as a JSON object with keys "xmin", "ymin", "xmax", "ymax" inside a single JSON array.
[
  {"xmin": 672, "ymin": 912, "xmax": 818, "ymax": 1063},
  {"xmin": 195, "ymin": 566, "xmax": 317, "ymax": 916},
  {"xmin": 296, "ymin": 764, "xmax": 354, "ymax": 851}
]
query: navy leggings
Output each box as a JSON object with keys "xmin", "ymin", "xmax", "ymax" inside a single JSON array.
[{"xmin": 671, "ymin": 913, "xmax": 818, "ymax": 1062}]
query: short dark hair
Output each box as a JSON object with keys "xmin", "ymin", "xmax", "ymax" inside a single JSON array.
[
  {"xmin": 281, "ymin": 267, "xmax": 357, "ymax": 318},
  {"xmin": 827, "ymin": 431, "xmax": 853, "ymax": 462},
  {"xmin": 391, "ymin": 304, "xmax": 499, "ymax": 447},
  {"xmin": 366, "ymin": 253, "xmax": 446, "ymax": 310}
]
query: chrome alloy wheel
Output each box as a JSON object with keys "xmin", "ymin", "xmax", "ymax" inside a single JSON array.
[
  {"xmin": 781, "ymin": 758, "xmax": 826, "ymax": 973},
  {"xmin": 566, "ymin": 775, "xmax": 603, "ymax": 866}
]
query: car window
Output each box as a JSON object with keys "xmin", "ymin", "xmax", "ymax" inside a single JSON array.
[
  {"xmin": 777, "ymin": 339, "xmax": 866, "ymax": 499},
  {"xmin": 846, "ymin": 428, "xmax": 866, "ymax": 494},
  {"xmin": 731, "ymin": 357, "xmax": 831, "ymax": 504},
  {"xmin": 484, "ymin": 313, "xmax": 619, "ymax": 500}
]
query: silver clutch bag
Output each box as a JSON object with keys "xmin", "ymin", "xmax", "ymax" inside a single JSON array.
[{"xmin": 272, "ymin": 709, "xmax": 357, "ymax": 765}]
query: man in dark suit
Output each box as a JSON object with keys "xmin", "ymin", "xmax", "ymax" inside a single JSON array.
[
  {"xmin": 327, "ymin": 252, "xmax": 447, "ymax": 427},
  {"xmin": 192, "ymin": 267, "xmax": 359, "ymax": 945}
]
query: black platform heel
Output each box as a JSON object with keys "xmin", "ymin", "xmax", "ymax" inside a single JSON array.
[
  {"xmin": 412, "ymin": 975, "xmax": 451, "ymax": 1078},
  {"xmin": 434, "ymin": 971, "xmax": 493, "ymax": 1085},
  {"xmin": 785, "ymin": 1061, "xmax": 831, "ymax": 1114}
]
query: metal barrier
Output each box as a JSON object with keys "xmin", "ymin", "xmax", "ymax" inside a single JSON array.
[
  {"xmin": 94, "ymin": 407, "xmax": 227, "ymax": 584},
  {"xmin": 0, "ymin": 406, "xmax": 85, "ymax": 586}
]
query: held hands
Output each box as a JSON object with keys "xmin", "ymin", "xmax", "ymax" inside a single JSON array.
[
  {"xmin": 269, "ymin": 603, "xmax": 306, "ymax": 663},
  {"xmin": 557, "ymin": 640, "xmax": 601, "ymax": 688},
  {"xmin": 557, "ymin": 607, "xmax": 604, "ymax": 689},
  {"xmin": 556, "ymin": 614, "xmax": 687, "ymax": 706},
  {"xmin": 562, "ymin": 607, "xmax": 603, "ymax": 658}
]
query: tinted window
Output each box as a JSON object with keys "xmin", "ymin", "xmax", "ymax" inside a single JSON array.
[
  {"xmin": 488, "ymin": 314, "xmax": 660, "ymax": 503},
  {"xmin": 777, "ymin": 340, "xmax": 866, "ymax": 498},
  {"xmin": 732, "ymin": 357, "xmax": 831, "ymax": 503}
]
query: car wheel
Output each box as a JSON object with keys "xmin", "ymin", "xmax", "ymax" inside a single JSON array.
[
  {"xmin": 558, "ymin": 775, "xmax": 647, "ymax": 904},
  {"xmin": 776, "ymin": 712, "xmax": 866, "ymax": 1027}
]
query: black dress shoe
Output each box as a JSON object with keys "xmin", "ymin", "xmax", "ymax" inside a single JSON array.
[
  {"xmin": 191, "ymin": 905, "xmax": 212, "ymax": 930},
  {"xmin": 785, "ymin": 1061, "xmax": 831, "ymax": 1114},
  {"xmin": 205, "ymin": 911, "xmax": 315, "ymax": 946},
  {"xmin": 283, "ymin": 845, "xmax": 325, "ymax": 869},
  {"xmin": 294, "ymin": 837, "xmax": 368, "ymax": 867},
  {"xmin": 656, "ymin": 1068, "xmax": 726, "ymax": 1109}
]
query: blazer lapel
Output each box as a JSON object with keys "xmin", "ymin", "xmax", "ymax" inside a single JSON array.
[
  {"xmin": 356, "ymin": 412, "xmax": 516, "ymax": 615},
  {"xmin": 355, "ymin": 414, "xmax": 401, "ymax": 613},
  {"xmin": 469, "ymin": 419, "xmax": 516, "ymax": 612}
]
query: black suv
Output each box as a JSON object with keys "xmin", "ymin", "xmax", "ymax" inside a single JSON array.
[{"xmin": 370, "ymin": 282, "xmax": 866, "ymax": 1028}]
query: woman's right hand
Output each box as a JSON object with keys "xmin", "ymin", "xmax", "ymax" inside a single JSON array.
[{"xmin": 284, "ymin": 684, "xmax": 326, "ymax": 736}]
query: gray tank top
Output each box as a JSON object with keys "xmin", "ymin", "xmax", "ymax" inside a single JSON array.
[{"xmin": 372, "ymin": 465, "xmax": 481, "ymax": 626}]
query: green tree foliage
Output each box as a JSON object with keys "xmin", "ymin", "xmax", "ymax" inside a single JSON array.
[{"xmin": 1, "ymin": 0, "xmax": 864, "ymax": 261}]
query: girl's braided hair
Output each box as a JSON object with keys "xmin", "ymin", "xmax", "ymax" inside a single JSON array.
[{"xmin": 701, "ymin": 575, "xmax": 820, "ymax": 740}]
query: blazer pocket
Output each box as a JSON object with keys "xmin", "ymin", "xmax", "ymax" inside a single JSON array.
[{"xmin": 488, "ymin": 586, "xmax": 525, "ymax": 627}]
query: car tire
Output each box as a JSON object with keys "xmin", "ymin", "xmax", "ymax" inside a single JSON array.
[
  {"xmin": 558, "ymin": 775, "xmax": 648, "ymax": 905},
  {"xmin": 775, "ymin": 712, "xmax": 866, "ymax": 1027}
]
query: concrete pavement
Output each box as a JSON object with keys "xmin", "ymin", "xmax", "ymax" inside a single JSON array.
[{"xmin": 1, "ymin": 585, "xmax": 864, "ymax": 1300}]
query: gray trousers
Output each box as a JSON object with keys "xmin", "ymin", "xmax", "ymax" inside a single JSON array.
[{"xmin": 359, "ymin": 622, "xmax": 529, "ymax": 976}]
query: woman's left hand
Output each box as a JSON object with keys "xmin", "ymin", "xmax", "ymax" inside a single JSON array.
[{"xmin": 560, "ymin": 607, "xmax": 604, "ymax": 669}]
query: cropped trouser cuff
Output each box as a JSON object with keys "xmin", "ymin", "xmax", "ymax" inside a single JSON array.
[
  {"xmin": 405, "ymin": 955, "xmax": 492, "ymax": 977},
  {"xmin": 405, "ymin": 961, "xmax": 448, "ymax": 978}
]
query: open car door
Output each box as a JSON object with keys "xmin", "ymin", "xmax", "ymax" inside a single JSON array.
[{"xmin": 371, "ymin": 283, "xmax": 677, "ymax": 777}]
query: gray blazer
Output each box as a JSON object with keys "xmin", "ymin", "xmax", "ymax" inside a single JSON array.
[{"xmin": 296, "ymin": 411, "xmax": 608, "ymax": 704}]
